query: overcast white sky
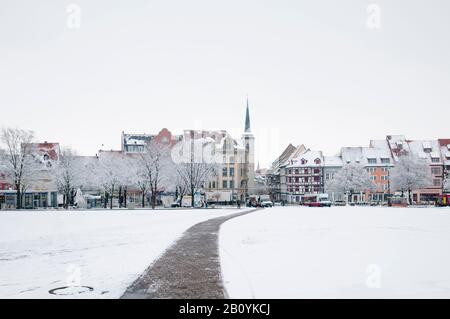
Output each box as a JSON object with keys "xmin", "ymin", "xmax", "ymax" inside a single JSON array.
[{"xmin": 1, "ymin": 0, "xmax": 449, "ymax": 167}]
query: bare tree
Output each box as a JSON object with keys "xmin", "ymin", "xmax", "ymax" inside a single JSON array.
[
  {"xmin": 129, "ymin": 157, "xmax": 150, "ymax": 208},
  {"xmin": 173, "ymin": 137, "xmax": 218, "ymax": 207},
  {"xmin": 137, "ymin": 141, "xmax": 172, "ymax": 209},
  {"xmin": 55, "ymin": 147, "xmax": 82, "ymax": 209},
  {"xmin": 390, "ymin": 155, "xmax": 433, "ymax": 204},
  {"xmin": 92, "ymin": 154, "xmax": 127, "ymax": 209},
  {"xmin": 0, "ymin": 128, "xmax": 35, "ymax": 209}
]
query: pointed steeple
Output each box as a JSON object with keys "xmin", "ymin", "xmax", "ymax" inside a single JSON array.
[{"xmin": 245, "ymin": 96, "xmax": 251, "ymax": 133}]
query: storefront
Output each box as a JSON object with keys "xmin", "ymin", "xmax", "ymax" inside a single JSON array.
[{"xmin": 0, "ymin": 191, "xmax": 58, "ymax": 209}]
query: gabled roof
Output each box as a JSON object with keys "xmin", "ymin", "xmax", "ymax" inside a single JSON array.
[
  {"xmin": 286, "ymin": 150, "xmax": 323, "ymax": 168},
  {"xmin": 323, "ymin": 156, "xmax": 343, "ymax": 167},
  {"xmin": 408, "ymin": 140, "xmax": 442, "ymax": 164}
]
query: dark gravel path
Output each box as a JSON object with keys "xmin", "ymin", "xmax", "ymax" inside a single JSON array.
[{"xmin": 121, "ymin": 209, "xmax": 257, "ymax": 299}]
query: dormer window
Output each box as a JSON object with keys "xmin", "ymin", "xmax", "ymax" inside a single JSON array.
[
  {"xmin": 367, "ymin": 158, "xmax": 377, "ymax": 164},
  {"xmin": 301, "ymin": 158, "xmax": 307, "ymax": 165},
  {"xmin": 381, "ymin": 158, "xmax": 390, "ymax": 164},
  {"xmin": 423, "ymin": 148, "xmax": 432, "ymax": 153},
  {"xmin": 43, "ymin": 154, "xmax": 49, "ymax": 161},
  {"xmin": 314, "ymin": 158, "xmax": 321, "ymax": 165},
  {"xmin": 431, "ymin": 157, "xmax": 440, "ymax": 163}
]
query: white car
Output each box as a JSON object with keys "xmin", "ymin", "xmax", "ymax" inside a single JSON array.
[{"xmin": 261, "ymin": 200, "xmax": 273, "ymax": 208}]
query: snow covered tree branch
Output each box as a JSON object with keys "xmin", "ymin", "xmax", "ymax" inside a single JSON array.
[
  {"xmin": 134, "ymin": 141, "xmax": 172, "ymax": 209},
  {"xmin": 91, "ymin": 154, "xmax": 129, "ymax": 209},
  {"xmin": 390, "ymin": 155, "xmax": 433, "ymax": 204},
  {"xmin": 172, "ymin": 137, "xmax": 218, "ymax": 207},
  {"xmin": 326, "ymin": 163, "xmax": 376, "ymax": 204},
  {"xmin": 0, "ymin": 127, "xmax": 36, "ymax": 209},
  {"xmin": 55, "ymin": 147, "xmax": 83, "ymax": 209}
]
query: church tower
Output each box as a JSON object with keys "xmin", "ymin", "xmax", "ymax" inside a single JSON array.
[{"xmin": 241, "ymin": 97, "xmax": 255, "ymax": 200}]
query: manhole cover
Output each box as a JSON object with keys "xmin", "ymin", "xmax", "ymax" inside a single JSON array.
[{"xmin": 49, "ymin": 286, "xmax": 94, "ymax": 296}]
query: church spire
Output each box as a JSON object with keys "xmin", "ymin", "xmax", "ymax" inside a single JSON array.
[{"xmin": 245, "ymin": 96, "xmax": 251, "ymax": 133}]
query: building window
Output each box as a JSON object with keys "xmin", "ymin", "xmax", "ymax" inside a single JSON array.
[
  {"xmin": 381, "ymin": 158, "xmax": 390, "ymax": 164},
  {"xmin": 370, "ymin": 176, "xmax": 376, "ymax": 181},
  {"xmin": 230, "ymin": 180, "xmax": 234, "ymax": 189},
  {"xmin": 314, "ymin": 158, "xmax": 321, "ymax": 165},
  {"xmin": 222, "ymin": 167, "xmax": 227, "ymax": 176},
  {"xmin": 431, "ymin": 167, "xmax": 441, "ymax": 175},
  {"xmin": 431, "ymin": 158, "xmax": 440, "ymax": 163},
  {"xmin": 367, "ymin": 158, "xmax": 377, "ymax": 164},
  {"xmin": 222, "ymin": 180, "xmax": 228, "ymax": 189},
  {"xmin": 230, "ymin": 167, "xmax": 235, "ymax": 176},
  {"xmin": 433, "ymin": 179, "xmax": 441, "ymax": 187}
]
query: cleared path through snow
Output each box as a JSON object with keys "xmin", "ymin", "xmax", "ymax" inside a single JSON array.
[{"xmin": 122, "ymin": 209, "xmax": 257, "ymax": 299}]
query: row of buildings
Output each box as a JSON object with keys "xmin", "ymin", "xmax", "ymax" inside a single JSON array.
[
  {"xmin": 1, "ymin": 99, "xmax": 449, "ymax": 208},
  {"xmin": 267, "ymin": 136, "xmax": 450, "ymax": 204},
  {"xmin": 0, "ymin": 104, "xmax": 256, "ymax": 209}
]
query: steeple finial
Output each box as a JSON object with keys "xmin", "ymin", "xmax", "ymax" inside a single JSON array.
[{"xmin": 245, "ymin": 96, "xmax": 251, "ymax": 133}]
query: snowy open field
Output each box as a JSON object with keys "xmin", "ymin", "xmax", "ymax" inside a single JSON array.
[
  {"xmin": 220, "ymin": 206, "xmax": 450, "ymax": 298},
  {"xmin": 0, "ymin": 208, "xmax": 245, "ymax": 298}
]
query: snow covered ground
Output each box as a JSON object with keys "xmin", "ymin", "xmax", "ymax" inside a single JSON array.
[
  {"xmin": 0, "ymin": 208, "xmax": 245, "ymax": 298},
  {"xmin": 220, "ymin": 206, "xmax": 450, "ymax": 298}
]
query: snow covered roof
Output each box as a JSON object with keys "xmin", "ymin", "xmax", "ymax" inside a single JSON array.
[
  {"xmin": 126, "ymin": 138, "xmax": 146, "ymax": 146},
  {"xmin": 438, "ymin": 139, "xmax": 450, "ymax": 165},
  {"xmin": 408, "ymin": 140, "xmax": 441, "ymax": 164},
  {"xmin": 341, "ymin": 147, "xmax": 364, "ymax": 165},
  {"xmin": 182, "ymin": 129, "xmax": 245, "ymax": 151},
  {"xmin": 323, "ymin": 156, "xmax": 343, "ymax": 167},
  {"xmin": 369, "ymin": 139, "xmax": 390, "ymax": 151},
  {"xmin": 286, "ymin": 150, "xmax": 324, "ymax": 168},
  {"xmin": 341, "ymin": 146, "xmax": 393, "ymax": 167}
]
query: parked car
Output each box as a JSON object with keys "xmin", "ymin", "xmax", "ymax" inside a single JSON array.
[
  {"xmin": 171, "ymin": 200, "xmax": 181, "ymax": 208},
  {"xmin": 388, "ymin": 197, "xmax": 408, "ymax": 207},
  {"xmin": 334, "ymin": 200, "xmax": 346, "ymax": 206},
  {"xmin": 261, "ymin": 200, "xmax": 273, "ymax": 208},
  {"xmin": 303, "ymin": 194, "xmax": 332, "ymax": 207}
]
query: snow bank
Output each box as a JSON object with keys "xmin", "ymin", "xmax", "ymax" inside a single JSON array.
[
  {"xmin": 0, "ymin": 208, "xmax": 244, "ymax": 298},
  {"xmin": 219, "ymin": 206, "xmax": 450, "ymax": 298}
]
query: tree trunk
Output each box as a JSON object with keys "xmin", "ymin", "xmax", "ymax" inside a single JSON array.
[
  {"xmin": 118, "ymin": 186, "xmax": 122, "ymax": 208},
  {"xmin": 191, "ymin": 187, "xmax": 195, "ymax": 207},
  {"xmin": 151, "ymin": 193, "xmax": 156, "ymax": 210},
  {"xmin": 408, "ymin": 189, "xmax": 412, "ymax": 205},
  {"xmin": 64, "ymin": 193, "xmax": 69, "ymax": 209},
  {"xmin": 110, "ymin": 186, "xmax": 114, "ymax": 210},
  {"xmin": 16, "ymin": 186, "xmax": 21, "ymax": 210},
  {"xmin": 104, "ymin": 192, "xmax": 108, "ymax": 209},
  {"xmin": 142, "ymin": 192, "xmax": 145, "ymax": 208},
  {"xmin": 124, "ymin": 188, "xmax": 127, "ymax": 208}
]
